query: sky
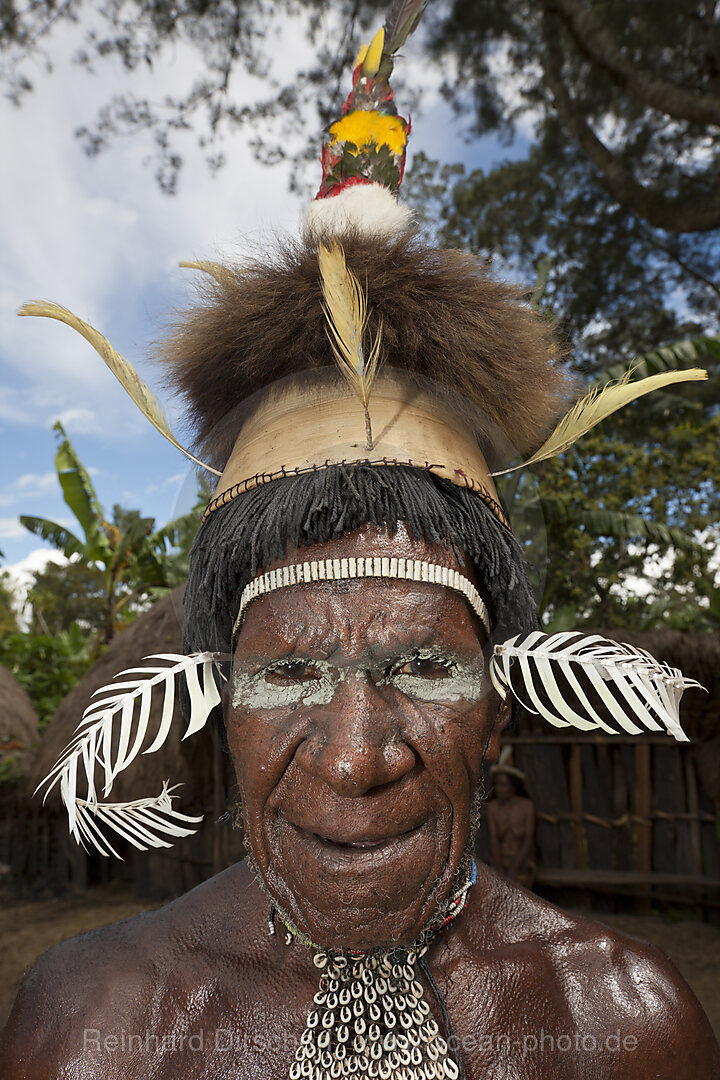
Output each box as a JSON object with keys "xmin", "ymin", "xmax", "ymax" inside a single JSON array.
[{"xmin": 0, "ymin": 9, "xmax": 529, "ymax": 609}]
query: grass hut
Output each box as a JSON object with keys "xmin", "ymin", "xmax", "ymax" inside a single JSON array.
[
  {"xmin": 0, "ymin": 665, "xmax": 39, "ymax": 783},
  {"xmin": 0, "ymin": 667, "xmax": 40, "ymax": 885},
  {"xmin": 22, "ymin": 587, "xmax": 243, "ymax": 900},
  {"xmin": 597, "ymin": 629, "xmax": 720, "ymax": 743}
]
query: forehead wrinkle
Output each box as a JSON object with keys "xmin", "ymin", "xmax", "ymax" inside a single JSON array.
[{"xmin": 238, "ymin": 579, "xmax": 486, "ymax": 662}]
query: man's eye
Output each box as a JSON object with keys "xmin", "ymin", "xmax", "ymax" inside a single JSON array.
[
  {"xmin": 265, "ymin": 661, "xmax": 318, "ymax": 682},
  {"xmin": 395, "ymin": 657, "xmax": 454, "ymax": 678}
]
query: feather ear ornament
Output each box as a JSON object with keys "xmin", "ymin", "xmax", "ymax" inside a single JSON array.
[
  {"xmin": 318, "ymin": 242, "xmax": 383, "ymax": 450},
  {"xmin": 490, "ymin": 631, "xmax": 702, "ymax": 743},
  {"xmin": 17, "ymin": 303, "xmax": 221, "ymax": 477},
  {"xmin": 492, "ymin": 366, "xmax": 707, "ymax": 475},
  {"xmin": 35, "ymin": 652, "xmax": 228, "ymax": 857}
]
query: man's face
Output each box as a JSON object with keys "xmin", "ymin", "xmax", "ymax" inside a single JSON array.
[
  {"xmin": 493, "ymin": 773, "xmax": 514, "ymax": 802},
  {"xmin": 225, "ymin": 524, "xmax": 503, "ymax": 951}
]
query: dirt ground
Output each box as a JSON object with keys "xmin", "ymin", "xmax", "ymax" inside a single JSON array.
[{"xmin": 1, "ymin": 888, "xmax": 719, "ymax": 1042}]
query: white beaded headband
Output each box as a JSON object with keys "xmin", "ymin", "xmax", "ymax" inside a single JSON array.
[{"xmin": 232, "ymin": 557, "xmax": 491, "ymax": 641}]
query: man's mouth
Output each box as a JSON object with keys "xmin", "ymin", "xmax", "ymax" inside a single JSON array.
[
  {"xmin": 312, "ymin": 827, "xmax": 420, "ymax": 851},
  {"xmin": 283, "ymin": 820, "xmax": 430, "ymax": 861}
]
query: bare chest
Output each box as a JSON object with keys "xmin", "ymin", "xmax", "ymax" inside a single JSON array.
[{"xmin": 70, "ymin": 947, "xmax": 633, "ymax": 1080}]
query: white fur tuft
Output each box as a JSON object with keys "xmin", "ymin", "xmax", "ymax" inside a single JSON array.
[{"xmin": 303, "ymin": 183, "xmax": 414, "ymax": 241}]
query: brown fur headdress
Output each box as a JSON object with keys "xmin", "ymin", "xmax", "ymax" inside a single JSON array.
[{"xmin": 160, "ymin": 229, "xmax": 572, "ymax": 473}]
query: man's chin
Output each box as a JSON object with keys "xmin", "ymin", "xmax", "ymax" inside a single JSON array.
[{"xmin": 247, "ymin": 819, "xmax": 468, "ymax": 951}]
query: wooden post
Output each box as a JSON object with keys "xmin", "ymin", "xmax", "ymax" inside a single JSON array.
[
  {"xmin": 569, "ymin": 743, "xmax": 585, "ymax": 869},
  {"xmin": 685, "ymin": 754, "xmax": 704, "ymax": 915},
  {"xmin": 634, "ymin": 742, "xmax": 652, "ymax": 915}
]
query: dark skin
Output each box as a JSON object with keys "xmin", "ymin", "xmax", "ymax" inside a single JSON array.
[{"xmin": 2, "ymin": 525, "xmax": 719, "ymax": 1079}]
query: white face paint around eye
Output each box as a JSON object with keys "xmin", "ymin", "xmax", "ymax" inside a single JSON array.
[{"xmin": 231, "ymin": 649, "xmax": 487, "ymax": 711}]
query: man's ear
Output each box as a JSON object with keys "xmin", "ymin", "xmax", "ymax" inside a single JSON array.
[{"xmin": 484, "ymin": 690, "xmax": 513, "ymax": 765}]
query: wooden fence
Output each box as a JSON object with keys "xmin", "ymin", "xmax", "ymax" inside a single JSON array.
[
  {"xmin": 476, "ymin": 733, "xmax": 720, "ymax": 915},
  {"xmin": 0, "ymin": 735, "xmax": 246, "ymax": 900},
  {"xmin": 4, "ymin": 732, "xmax": 719, "ymax": 912}
]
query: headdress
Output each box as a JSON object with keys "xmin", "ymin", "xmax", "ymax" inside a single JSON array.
[{"xmin": 20, "ymin": 1, "xmax": 706, "ymax": 860}]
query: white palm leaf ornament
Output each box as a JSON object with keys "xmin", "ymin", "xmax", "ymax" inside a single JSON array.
[
  {"xmin": 490, "ymin": 631, "xmax": 702, "ymax": 743},
  {"xmin": 36, "ymin": 652, "xmax": 227, "ymax": 857}
]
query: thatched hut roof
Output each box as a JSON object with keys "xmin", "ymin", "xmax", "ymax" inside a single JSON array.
[
  {"xmin": 596, "ymin": 629, "xmax": 720, "ymax": 689},
  {"xmin": 0, "ymin": 665, "xmax": 39, "ymax": 778},
  {"xmin": 595, "ymin": 629, "xmax": 720, "ymax": 744},
  {"xmin": 28, "ymin": 587, "xmax": 216, "ymax": 811}
]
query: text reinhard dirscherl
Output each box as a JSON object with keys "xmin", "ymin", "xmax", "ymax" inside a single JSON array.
[{"xmin": 82, "ymin": 1029, "xmax": 639, "ymax": 1056}]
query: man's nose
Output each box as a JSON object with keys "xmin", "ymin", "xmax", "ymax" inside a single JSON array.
[{"xmin": 293, "ymin": 672, "xmax": 416, "ymax": 797}]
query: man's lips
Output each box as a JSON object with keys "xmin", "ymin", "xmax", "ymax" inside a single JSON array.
[
  {"xmin": 280, "ymin": 818, "xmax": 432, "ymax": 860},
  {"xmin": 311, "ymin": 824, "xmax": 424, "ymax": 851}
]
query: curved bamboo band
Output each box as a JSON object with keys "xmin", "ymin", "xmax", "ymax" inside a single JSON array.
[
  {"xmin": 204, "ymin": 379, "xmax": 509, "ymax": 529},
  {"xmin": 232, "ymin": 556, "xmax": 491, "ymax": 641}
]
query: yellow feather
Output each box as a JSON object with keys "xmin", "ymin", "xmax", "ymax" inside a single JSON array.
[
  {"xmin": 493, "ymin": 366, "xmax": 708, "ymax": 476},
  {"xmin": 317, "ymin": 243, "xmax": 382, "ymax": 449},
  {"xmin": 179, "ymin": 260, "xmax": 237, "ymax": 290},
  {"xmin": 362, "ymin": 27, "xmax": 385, "ymax": 77},
  {"xmin": 17, "ymin": 302, "xmax": 221, "ymax": 476}
]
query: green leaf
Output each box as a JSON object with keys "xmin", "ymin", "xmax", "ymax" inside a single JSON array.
[
  {"xmin": 602, "ymin": 335, "xmax": 720, "ymax": 383},
  {"xmin": 19, "ymin": 516, "xmax": 84, "ymax": 558},
  {"xmin": 542, "ymin": 604, "xmax": 578, "ymax": 633},
  {"xmin": 577, "ymin": 510, "xmax": 699, "ymax": 551},
  {"xmin": 530, "ymin": 254, "xmax": 553, "ymax": 311},
  {"xmin": 539, "ymin": 497, "xmax": 699, "ymax": 551},
  {"xmin": 52, "ymin": 422, "xmax": 109, "ymax": 558}
]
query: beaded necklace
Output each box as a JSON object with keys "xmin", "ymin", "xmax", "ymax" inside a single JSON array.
[{"xmin": 273, "ymin": 860, "xmax": 477, "ymax": 1080}]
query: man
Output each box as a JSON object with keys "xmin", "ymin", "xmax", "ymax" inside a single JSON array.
[
  {"xmin": 3, "ymin": 5, "xmax": 718, "ymax": 1076},
  {"xmin": 487, "ymin": 761, "xmax": 536, "ymax": 888},
  {"xmin": 3, "ymin": 523, "xmax": 719, "ymax": 1078}
]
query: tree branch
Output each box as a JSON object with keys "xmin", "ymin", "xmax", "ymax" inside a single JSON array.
[
  {"xmin": 699, "ymin": 0, "xmax": 720, "ymax": 98},
  {"xmin": 544, "ymin": 0, "xmax": 720, "ymax": 127},
  {"xmin": 540, "ymin": 10, "xmax": 720, "ymax": 233},
  {"xmin": 640, "ymin": 229, "xmax": 720, "ymax": 300}
]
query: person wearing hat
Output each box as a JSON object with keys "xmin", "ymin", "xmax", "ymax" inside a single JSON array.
[
  {"xmin": 2, "ymin": 4, "xmax": 719, "ymax": 1077},
  {"xmin": 488, "ymin": 755, "xmax": 536, "ymax": 888}
]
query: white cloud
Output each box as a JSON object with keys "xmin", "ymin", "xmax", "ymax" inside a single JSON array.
[
  {"xmin": 0, "ymin": 517, "xmax": 25, "ymax": 540},
  {"xmin": 0, "ymin": 386, "xmax": 34, "ymax": 426},
  {"xmin": 15, "ymin": 471, "xmax": 58, "ymax": 494},
  {"xmin": 50, "ymin": 407, "xmax": 100, "ymax": 434},
  {"xmin": 2, "ymin": 548, "xmax": 69, "ymax": 624},
  {"xmin": 0, "ymin": 471, "xmax": 58, "ymax": 511}
]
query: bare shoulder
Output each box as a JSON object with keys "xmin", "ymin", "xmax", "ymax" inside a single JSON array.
[
  {"xmin": 0, "ymin": 861, "xmax": 262, "ymax": 1080},
  {"xmin": 468, "ymin": 867, "xmax": 720, "ymax": 1077},
  {"xmin": 554, "ymin": 907, "xmax": 720, "ymax": 1076}
]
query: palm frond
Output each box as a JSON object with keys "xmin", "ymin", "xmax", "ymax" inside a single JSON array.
[
  {"xmin": 603, "ymin": 334, "xmax": 720, "ymax": 383},
  {"xmin": 19, "ymin": 516, "xmax": 84, "ymax": 558},
  {"xmin": 490, "ymin": 631, "xmax": 702, "ymax": 742},
  {"xmin": 539, "ymin": 497, "xmax": 700, "ymax": 552},
  {"xmin": 67, "ymin": 782, "xmax": 204, "ymax": 859}
]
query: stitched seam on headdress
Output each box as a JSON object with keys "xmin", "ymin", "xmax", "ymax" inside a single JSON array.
[{"xmin": 202, "ymin": 458, "xmax": 510, "ymax": 530}]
